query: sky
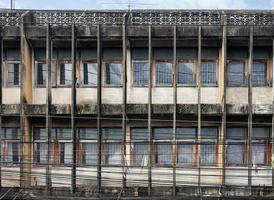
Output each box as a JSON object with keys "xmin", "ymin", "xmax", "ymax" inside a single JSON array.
[{"xmin": 0, "ymin": 0, "xmax": 274, "ymax": 10}]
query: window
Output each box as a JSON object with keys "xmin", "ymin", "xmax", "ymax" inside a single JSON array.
[
  {"xmin": 1, "ymin": 128, "xmax": 20, "ymax": 166},
  {"xmin": 227, "ymin": 62, "xmax": 245, "ymax": 86},
  {"xmin": 133, "ymin": 61, "xmax": 149, "ymax": 86},
  {"xmin": 102, "ymin": 128, "xmax": 122, "ymax": 165},
  {"xmin": 7, "ymin": 63, "xmax": 21, "ymax": 86},
  {"xmin": 105, "ymin": 63, "xmax": 122, "ymax": 85},
  {"xmin": 59, "ymin": 63, "xmax": 72, "ymax": 85},
  {"xmin": 226, "ymin": 127, "xmax": 246, "ymax": 166},
  {"xmin": 153, "ymin": 128, "xmax": 172, "ymax": 165},
  {"xmin": 200, "ymin": 128, "xmax": 218, "ymax": 165},
  {"xmin": 78, "ymin": 128, "xmax": 97, "ymax": 165},
  {"xmin": 155, "ymin": 62, "xmax": 172, "ymax": 85},
  {"xmin": 178, "ymin": 62, "xmax": 195, "ymax": 85},
  {"xmin": 252, "ymin": 127, "xmax": 271, "ymax": 165},
  {"xmin": 252, "ymin": 62, "xmax": 267, "ymax": 86},
  {"xmin": 36, "ymin": 63, "xmax": 47, "ymax": 86},
  {"xmin": 81, "ymin": 63, "xmax": 97, "ymax": 86},
  {"xmin": 177, "ymin": 128, "xmax": 196, "ymax": 165},
  {"xmin": 131, "ymin": 128, "xmax": 149, "ymax": 166},
  {"xmin": 33, "ymin": 128, "xmax": 47, "ymax": 164},
  {"xmin": 200, "ymin": 62, "xmax": 217, "ymax": 85}
]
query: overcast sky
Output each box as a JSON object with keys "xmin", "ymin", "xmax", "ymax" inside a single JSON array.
[{"xmin": 0, "ymin": 0, "xmax": 273, "ymax": 10}]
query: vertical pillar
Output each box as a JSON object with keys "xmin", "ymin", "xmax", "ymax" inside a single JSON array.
[
  {"xmin": 272, "ymin": 38, "xmax": 274, "ymax": 187},
  {"xmin": 97, "ymin": 24, "xmax": 102, "ymax": 193},
  {"xmin": 20, "ymin": 16, "xmax": 33, "ymax": 188},
  {"xmin": 221, "ymin": 16, "xmax": 227, "ymax": 187},
  {"xmin": 71, "ymin": 24, "xmax": 77, "ymax": 194},
  {"xmin": 172, "ymin": 25, "xmax": 177, "ymax": 196},
  {"xmin": 0, "ymin": 30, "xmax": 3, "ymax": 188},
  {"xmin": 197, "ymin": 25, "xmax": 202, "ymax": 193},
  {"xmin": 122, "ymin": 19, "xmax": 127, "ymax": 193},
  {"xmin": 46, "ymin": 24, "xmax": 52, "ymax": 193},
  {"xmin": 148, "ymin": 25, "xmax": 152, "ymax": 196},
  {"xmin": 247, "ymin": 26, "xmax": 253, "ymax": 188}
]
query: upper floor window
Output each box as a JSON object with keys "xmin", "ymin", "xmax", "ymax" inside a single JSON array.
[
  {"xmin": 7, "ymin": 62, "xmax": 21, "ymax": 87},
  {"xmin": 252, "ymin": 62, "xmax": 267, "ymax": 86},
  {"xmin": 133, "ymin": 61, "xmax": 149, "ymax": 86},
  {"xmin": 105, "ymin": 63, "xmax": 122, "ymax": 86},
  {"xmin": 178, "ymin": 62, "xmax": 195, "ymax": 85},
  {"xmin": 155, "ymin": 62, "xmax": 172, "ymax": 86},
  {"xmin": 200, "ymin": 62, "xmax": 217, "ymax": 86},
  {"xmin": 36, "ymin": 62, "xmax": 47, "ymax": 87},
  {"xmin": 81, "ymin": 63, "xmax": 97, "ymax": 86},
  {"xmin": 59, "ymin": 63, "xmax": 72, "ymax": 85},
  {"xmin": 227, "ymin": 62, "xmax": 245, "ymax": 86}
]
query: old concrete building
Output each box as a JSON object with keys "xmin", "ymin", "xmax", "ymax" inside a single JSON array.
[{"xmin": 0, "ymin": 9, "xmax": 274, "ymax": 199}]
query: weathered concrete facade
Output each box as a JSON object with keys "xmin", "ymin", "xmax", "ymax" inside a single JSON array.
[{"xmin": 0, "ymin": 9, "xmax": 274, "ymax": 199}]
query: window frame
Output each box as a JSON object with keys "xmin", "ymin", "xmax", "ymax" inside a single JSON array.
[
  {"xmin": 177, "ymin": 60, "xmax": 197, "ymax": 87},
  {"xmin": 227, "ymin": 60, "xmax": 247, "ymax": 87},
  {"xmin": 4, "ymin": 61, "xmax": 21, "ymax": 88},
  {"xmin": 103, "ymin": 61, "xmax": 123, "ymax": 87},
  {"xmin": 154, "ymin": 60, "xmax": 173, "ymax": 87},
  {"xmin": 200, "ymin": 60, "xmax": 218, "ymax": 87},
  {"xmin": 79, "ymin": 60, "xmax": 98, "ymax": 88},
  {"xmin": 35, "ymin": 61, "xmax": 47, "ymax": 88},
  {"xmin": 132, "ymin": 60, "xmax": 149, "ymax": 87},
  {"xmin": 252, "ymin": 60, "xmax": 269, "ymax": 87},
  {"xmin": 56, "ymin": 60, "xmax": 72, "ymax": 87}
]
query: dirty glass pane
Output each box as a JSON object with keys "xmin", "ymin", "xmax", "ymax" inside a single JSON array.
[
  {"xmin": 226, "ymin": 143, "xmax": 244, "ymax": 165},
  {"xmin": 178, "ymin": 62, "xmax": 195, "ymax": 85},
  {"xmin": 156, "ymin": 63, "xmax": 172, "ymax": 85},
  {"xmin": 177, "ymin": 143, "xmax": 194, "ymax": 164},
  {"xmin": 200, "ymin": 143, "xmax": 216, "ymax": 164},
  {"xmin": 105, "ymin": 63, "xmax": 122, "ymax": 85},
  {"xmin": 156, "ymin": 143, "xmax": 172, "ymax": 164},
  {"xmin": 200, "ymin": 62, "xmax": 216, "ymax": 85},
  {"xmin": 228, "ymin": 62, "xmax": 245, "ymax": 86},
  {"xmin": 252, "ymin": 62, "xmax": 266, "ymax": 86},
  {"xmin": 133, "ymin": 62, "xmax": 149, "ymax": 86},
  {"xmin": 82, "ymin": 63, "xmax": 97, "ymax": 86}
]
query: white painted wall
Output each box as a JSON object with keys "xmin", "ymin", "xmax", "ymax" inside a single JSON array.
[
  {"xmin": 252, "ymin": 87, "xmax": 272, "ymax": 104},
  {"xmin": 127, "ymin": 87, "xmax": 148, "ymax": 104},
  {"xmin": 177, "ymin": 87, "xmax": 198, "ymax": 104},
  {"xmin": 2, "ymin": 88, "xmax": 20, "ymax": 104},
  {"xmin": 52, "ymin": 88, "xmax": 71, "ymax": 104},
  {"xmin": 152, "ymin": 87, "xmax": 173, "ymax": 104},
  {"xmin": 201, "ymin": 87, "xmax": 220, "ymax": 104}
]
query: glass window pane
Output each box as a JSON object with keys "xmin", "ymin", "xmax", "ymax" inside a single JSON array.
[
  {"xmin": 7, "ymin": 63, "xmax": 21, "ymax": 86},
  {"xmin": 105, "ymin": 143, "xmax": 121, "ymax": 165},
  {"xmin": 201, "ymin": 128, "xmax": 218, "ymax": 139},
  {"xmin": 7, "ymin": 143, "xmax": 20, "ymax": 165},
  {"xmin": 133, "ymin": 62, "xmax": 149, "ymax": 86},
  {"xmin": 153, "ymin": 128, "xmax": 173, "ymax": 140},
  {"xmin": 82, "ymin": 63, "xmax": 97, "ymax": 86},
  {"xmin": 226, "ymin": 143, "xmax": 244, "ymax": 165},
  {"xmin": 200, "ymin": 143, "xmax": 216, "ymax": 165},
  {"xmin": 57, "ymin": 128, "xmax": 72, "ymax": 140},
  {"xmin": 226, "ymin": 128, "xmax": 247, "ymax": 140},
  {"xmin": 156, "ymin": 63, "xmax": 172, "ymax": 85},
  {"xmin": 60, "ymin": 63, "xmax": 72, "ymax": 85},
  {"xmin": 131, "ymin": 128, "xmax": 148, "ymax": 140},
  {"xmin": 156, "ymin": 143, "xmax": 172, "ymax": 164},
  {"xmin": 178, "ymin": 62, "xmax": 194, "ymax": 85},
  {"xmin": 102, "ymin": 128, "xmax": 123, "ymax": 140},
  {"xmin": 36, "ymin": 143, "xmax": 47, "ymax": 164},
  {"xmin": 252, "ymin": 62, "xmax": 266, "ymax": 86},
  {"xmin": 178, "ymin": 143, "xmax": 194, "ymax": 164},
  {"xmin": 105, "ymin": 63, "xmax": 122, "ymax": 85},
  {"xmin": 78, "ymin": 128, "xmax": 97, "ymax": 140},
  {"xmin": 253, "ymin": 127, "xmax": 270, "ymax": 139},
  {"xmin": 34, "ymin": 128, "xmax": 47, "ymax": 140},
  {"xmin": 5, "ymin": 128, "xmax": 20, "ymax": 140},
  {"xmin": 37, "ymin": 63, "xmax": 47, "ymax": 86},
  {"xmin": 201, "ymin": 62, "xmax": 216, "ymax": 85},
  {"xmin": 82, "ymin": 143, "xmax": 97, "ymax": 165},
  {"xmin": 176, "ymin": 128, "xmax": 196, "ymax": 139},
  {"xmin": 228, "ymin": 62, "xmax": 245, "ymax": 86},
  {"xmin": 252, "ymin": 143, "xmax": 266, "ymax": 165},
  {"xmin": 133, "ymin": 143, "xmax": 149, "ymax": 166}
]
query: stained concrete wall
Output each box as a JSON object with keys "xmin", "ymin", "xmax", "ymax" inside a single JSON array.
[
  {"xmin": 2, "ymin": 88, "xmax": 20, "ymax": 104},
  {"xmin": 252, "ymin": 87, "xmax": 272, "ymax": 104},
  {"xmin": 226, "ymin": 88, "xmax": 248, "ymax": 104}
]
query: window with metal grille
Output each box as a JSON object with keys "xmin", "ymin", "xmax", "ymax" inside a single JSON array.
[
  {"xmin": 131, "ymin": 128, "xmax": 149, "ymax": 166},
  {"xmin": 36, "ymin": 63, "xmax": 47, "ymax": 86},
  {"xmin": 133, "ymin": 61, "xmax": 149, "ymax": 86},
  {"xmin": 59, "ymin": 63, "xmax": 72, "ymax": 85},
  {"xmin": 102, "ymin": 128, "xmax": 122, "ymax": 165},
  {"xmin": 252, "ymin": 127, "xmax": 270, "ymax": 165},
  {"xmin": 200, "ymin": 128, "xmax": 218, "ymax": 165},
  {"xmin": 200, "ymin": 62, "xmax": 217, "ymax": 85},
  {"xmin": 1, "ymin": 128, "xmax": 20, "ymax": 166},
  {"xmin": 226, "ymin": 127, "xmax": 246, "ymax": 166},
  {"xmin": 7, "ymin": 63, "xmax": 21, "ymax": 86},
  {"xmin": 105, "ymin": 63, "xmax": 122, "ymax": 85},
  {"xmin": 155, "ymin": 62, "xmax": 172, "ymax": 85},
  {"xmin": 178, "ymin": 62, "xmax": 195, "ymax": 85},
  {"xmin": 81, "ymin": 63, "xmax": 97, "ymax": 86},
  {"xmin": 252, "ymin": 62, "xmax": 267, "ymax": 86},
  {"xmin": 227, "ymin": 62, "xmax": 245, "ymax": 86}
]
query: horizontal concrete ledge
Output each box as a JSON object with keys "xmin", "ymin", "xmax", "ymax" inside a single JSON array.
[
  {"xmin": 3, "ymin": 25, "xmax": 274, "ymax": 38},
  {"xmin": 0, "ymin": 186, "xmax": 274, "ymax": 199},
  {"xmin": 1, "ymin": 104, "xmax": 272, "ymax": 115}
]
